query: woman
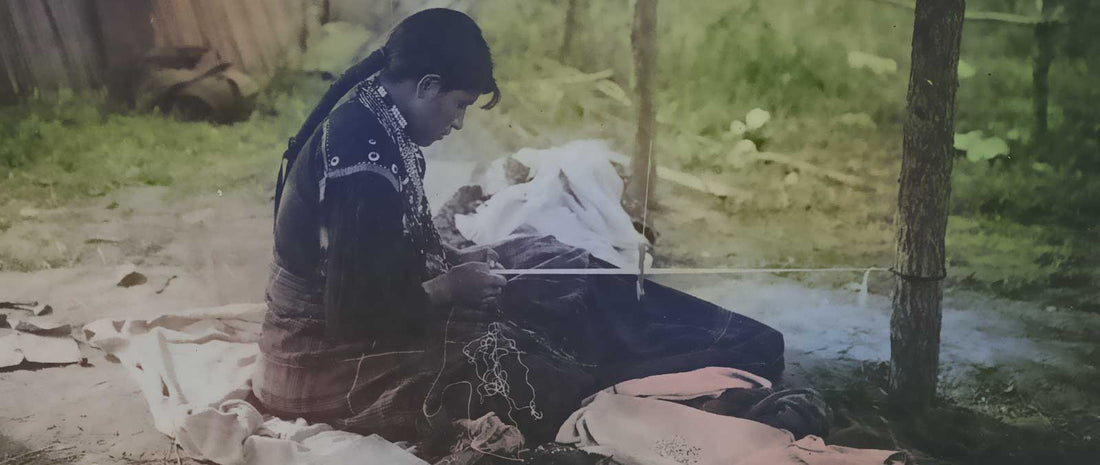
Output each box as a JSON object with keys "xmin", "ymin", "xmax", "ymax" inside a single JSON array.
[{"xmin": 255, "ymin": 8, "xmax": 784, "ymax": 450}]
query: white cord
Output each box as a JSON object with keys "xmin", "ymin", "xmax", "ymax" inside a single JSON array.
[
  {"xmin": 461, "ymin": 322, "xmax": 543, "ymax": 425},
  {"xmin": 495, "ymin": 266, "xmax": 889, "ymax": 276}
]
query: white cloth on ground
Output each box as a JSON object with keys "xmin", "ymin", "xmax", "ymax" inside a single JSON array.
[
  {"xmin": 557, "ymin": 393, "xmax": 907, "ymax": 465},
  {"xmin": 82, "ymin": 303, "xmax": 426, "ymax": 465},
  {"xmin": 0, "ymin": 329, "xmax": 82, "ymax": 367},
  {"xmin": 456, "ymin": 140, "xmax": 649, "ymax": 269}
]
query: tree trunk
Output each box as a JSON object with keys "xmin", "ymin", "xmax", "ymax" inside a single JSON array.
[
  {"xmin": 890, "ymin": 0, "xmax": 965, "ymax": 412},
  {"xmin": 1032, "ymin": 1, "xmax": 1056, "ymax": 144},
  {"xmin": 0, "ymin": 48, "xmax": 15, "ymax": 104},
  {"xmin": 624, "ymin": 0, "xmax": 658, "ymax": 225},
  {"xmin": 559, "ymin": 0, "xmax": 579, "ymax": 62}
]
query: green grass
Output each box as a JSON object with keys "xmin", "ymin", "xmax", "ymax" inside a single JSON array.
[
  {"xmin": 0, "ymin": 74, "xmax": 329, "ymax": 211},
  {"xmin": 946, "ymin": 216, "xmax": 1072, "ymax": 292}
]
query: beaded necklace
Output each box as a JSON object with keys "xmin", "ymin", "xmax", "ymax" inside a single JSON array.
[{"xmin": 356, "ymin": 76, "xmax": 449, "ymax": 278}]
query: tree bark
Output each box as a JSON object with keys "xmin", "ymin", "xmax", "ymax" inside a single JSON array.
[
  {"xmin": 0, "ymin": 47, "xmax": 15, "ymax": 104},
  {"xmin": 1032, "ymin": 0, "xmax": 1056, "ymax": 144},
  {"xmin": 559, "ymin": 0, "xmax": 579, "ymax": 62},
  {"xmin": 890, "ymin": 0, "xmax": 965, "ymax": 412},
  {"xmin": 624, "ymin": 0, "xmax": 658, "ymax": 225}
]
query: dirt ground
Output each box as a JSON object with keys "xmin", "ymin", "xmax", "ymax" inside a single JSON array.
[{"xmin": 1, "ymin": 121, "xmax": 1098, "ymax": 464}]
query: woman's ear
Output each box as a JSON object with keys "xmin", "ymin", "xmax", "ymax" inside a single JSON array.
[{"xmin": 415, "ymin": 74, "xmax": 443, "ymax": 100}]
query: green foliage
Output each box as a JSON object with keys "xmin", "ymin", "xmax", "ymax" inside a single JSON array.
[
  {"xmin": 0, "ymin": 71, "xmax": 329, "ymax": 210},
  {"xmin": 955, "ymin": 130, "xmax": 1010, "ymax": 162},
  {"xmin": 946, "ymin": 216, "xmax": 1072, "ymax": 293},
  {"xmin": 300, "ymin": 22, "xmax": 374, "ymax": 75},
  {"xmin": 478, "ymin": 0, "xmax": 913, "ymax": 168},
  {"xmin": 952, "ymin": 157, "xmax": 1100, "ymax": 227}
]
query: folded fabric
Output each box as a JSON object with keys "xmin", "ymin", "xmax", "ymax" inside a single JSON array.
[
  {"xmin": 556, "ymin": 393, "xmax": 907, "ymax": 465},
  {"xmin": 432, "ymin": 412, "xmax": 526, "ymax": 465},
  {"xmin": 592, "ymin": 366, "xmax": 771, "ymax": 402},
  {"xmin": 0, "ymin": 330, "xmax": 82, "ymax": 367},
  {"xmin": 83, "ymin": 304, "xmax": 425, "ymax": 465},
  {"xmin": 178, "ymin": 399, "xmax": 426, "ymax": 465},
  {"xmin": 456, "ymin": 140, "xmax": 649, "ymax": 269},
  {"xmin": 83, "ymin": 303, "xmax": 265, "ymax": 435}
]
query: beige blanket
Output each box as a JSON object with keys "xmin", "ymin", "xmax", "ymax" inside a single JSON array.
[{"xmin": 83, "ymin": 303, "xmax": 425, "ymax": 465}]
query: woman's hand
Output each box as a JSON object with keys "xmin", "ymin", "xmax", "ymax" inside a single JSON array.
[
  {"xmin": 449, "ymin": 245, "xmax": 502, "ymax": 268},
  {"xmin": 423, "ymin": 262, "xmax": 506, "ymax": 309}
]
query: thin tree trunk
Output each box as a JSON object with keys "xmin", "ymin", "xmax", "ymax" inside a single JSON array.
[
  {"xmin": 1032, "ymin": 1, "xmax": 1056, "ymax": 144},
  {"xmin": 624, "ymin": 0, "xmax": 658, "ymax": 225},
  {"xmin": 0, "ymin": 50, "xmax": 15, "ymax": 104},
  {"xmin": 319, "ymin": 0, "xmax": 331, "ymax": 25},
  {"xmin": 559, "ymin": 0, "xmax": 579, "ymax": 62},
  {"xmin": 890, "ymin": 0, "xmax": 965, "ymax": 412}
]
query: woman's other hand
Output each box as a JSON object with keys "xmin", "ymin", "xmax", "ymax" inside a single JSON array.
[
  {"xmin": 450, "ymin": 245, "xmax": 502, "ymax": 269},
  {"xmin": 423, "ymin": 262, "xmax": 506, "ymax": 309}
]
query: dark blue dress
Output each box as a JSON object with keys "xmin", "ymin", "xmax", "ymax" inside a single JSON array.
[{"xmin": 253, "ymin": 77, "xmax": 785, "ymax": 445}]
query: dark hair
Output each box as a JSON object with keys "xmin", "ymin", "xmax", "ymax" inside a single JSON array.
[
  {"xmin": 290, "ymin": 9, "xmax": 497, "ymax": 154},
  {"xmin": 381, "ymin": 8, "xmax": 500, "ymax": 109},
  {"xmin": 276, "ymin": 9, "xmax": 499, "ymax": 223}
]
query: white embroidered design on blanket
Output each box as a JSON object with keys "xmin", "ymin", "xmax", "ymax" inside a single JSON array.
[{"xmin": 653, "ymin": 436, "xmax": 703, "ymax": 465}]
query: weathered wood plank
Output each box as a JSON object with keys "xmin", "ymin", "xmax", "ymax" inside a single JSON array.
[
  {"xmin": 166, "ymin": 0, "xmax": 207, "ymax": 46},
  {"xmin": 8, "ymin": 0, "xmax": 70, "ymax": 92},
  {"xmin": 93, "ymin": 0, "xmax": 153, "ymax": 104},
  {"xmin": 0, "ymin": 1, "xmax": 33, "ymax": 97},
  {"xmin": 217, "ymin": 0, "xmax": 266, "ymax": 75},
  {"xmin": 867, "ymin": 0, "xmax": 1052, "ymax": 25},
  {"xmin": 43, "ymin": 0, "xmax": 103, "ymax": 89},
  {"xmin": 240, "ymin": 0, "xmax": 282, "ymax": 71},
  {"xmin": 261, "ymin": 0, "xmax": 297, "ymax": 66},
  {"xmin": 1, "ymin": 0, "xmax": 304, "ymax": 95},
  {"xmin": 191, "ymin": 0, "xmax": 244, "ymax": 66},
  {"xmin": 149, "ymin": 0, "xmax": 173, "ymax": 48},
  {"xmin": 284, "ymin": 0, "xmax": 306, "ymax": 64}
]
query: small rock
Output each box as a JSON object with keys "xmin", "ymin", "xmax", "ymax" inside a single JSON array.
[
  {"xmin": 32, "ymin": 303, "xmax": 52, "ymax": 316},
  {"xmin": 503, "ymin": 158, "xmax": 531, "ymax": 185},
  {"xmin": 746, "ymin": 108, "xmax": 771, "ymax": 131},
  {"xmin": 726, "ymin": 139, "xmax": 758, "ymax": 166},
  {"xmin": 117, "ymin": 271, "xmax": 148, "ymax": 288},
  {"xmin": 728, "ymin": 120, "xmax": 747, "ymax": 137}
]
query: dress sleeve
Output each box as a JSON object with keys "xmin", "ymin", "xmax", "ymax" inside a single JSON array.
[{"xmin": 318, "ymin": 104, "xmax": 433, "ymax": 342}]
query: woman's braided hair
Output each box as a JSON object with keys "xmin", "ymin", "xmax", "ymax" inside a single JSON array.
[{"xmin": 275, "ymin": 8, "xmax": 499, "ymax": 221}]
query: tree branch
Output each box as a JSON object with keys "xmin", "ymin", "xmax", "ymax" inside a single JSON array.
[{"xmin": 866, "ymin": 0, "xmax": 1056, "ymax": 25}]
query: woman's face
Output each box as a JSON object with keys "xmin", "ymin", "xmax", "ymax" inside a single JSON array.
[{"xmin": 404, "ymin": 76, "xmax": 481, "ymax": 147}]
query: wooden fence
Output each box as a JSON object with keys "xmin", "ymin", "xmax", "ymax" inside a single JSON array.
[{"xmin": 0, "ymin": 0, "xmax": 318, "ymax": 102}]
